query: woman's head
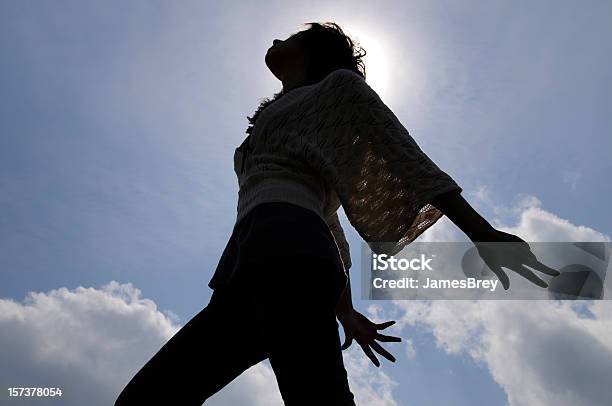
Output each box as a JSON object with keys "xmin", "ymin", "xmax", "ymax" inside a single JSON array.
[
  {"xmin": 247, "ymin": 22, "xmax": 366, "ymax": 135},
  {"xmin": 265, "ymin": 22, "xmax": 366, "ymax": 87}
]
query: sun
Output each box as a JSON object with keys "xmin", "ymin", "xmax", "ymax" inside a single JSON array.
[{"xmin": 346, "ymin": 25, "xmax": 390, "ymax": 99}]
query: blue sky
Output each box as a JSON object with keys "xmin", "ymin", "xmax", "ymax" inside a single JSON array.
[{"xmin": 1, "ymin": 1, "xmax": 611, "ymax": 405}]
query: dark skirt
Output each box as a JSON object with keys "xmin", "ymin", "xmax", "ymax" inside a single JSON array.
[{"xmin": 208, "ymin": 202, "xmax": 347, "ymax": 291}]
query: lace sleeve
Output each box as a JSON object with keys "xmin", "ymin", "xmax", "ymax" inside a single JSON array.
[
  {"xmin": 268, "ymin": 69, "xmax": 463, "ymax": 256},
  {"xmin": 325, "ymin": 211, "xmax": 352, "ymax": 270}
]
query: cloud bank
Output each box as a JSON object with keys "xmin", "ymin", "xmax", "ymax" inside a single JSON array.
[
  {"xmin": 0, "ymin": 280, "xmax": 397, "ymax": 405},
  {"xmin": 392, "ymin": 193, "xmax": 612, "ymax": 406},
  {"xmin": 0, "ymin": 281, "xmax": 284, "ymax": 405}
]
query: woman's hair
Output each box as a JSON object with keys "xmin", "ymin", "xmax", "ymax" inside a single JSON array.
[{"xmin": 246, "ymin": 22, "xmax": 366, "ymax": 135}]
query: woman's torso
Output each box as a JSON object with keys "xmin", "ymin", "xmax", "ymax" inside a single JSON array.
[
  {"xmin": 208, "ymin": 77, "xmax": 349, "ymax": 290},
  {"xmin": 233, "ymin": 80, "xmax": 342, "ymax": 227}
]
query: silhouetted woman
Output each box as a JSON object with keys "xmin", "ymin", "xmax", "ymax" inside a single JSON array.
[{"xmin": 115, "ymin": 21, "xmax": 559, "ymax": 405}]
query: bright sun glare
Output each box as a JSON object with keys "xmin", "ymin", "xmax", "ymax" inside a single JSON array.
[{"xmin": 347, "ymin": 26, "xmax": 390, "ymax": 99}]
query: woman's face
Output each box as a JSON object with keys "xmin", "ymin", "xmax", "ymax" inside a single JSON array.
[{"xmin": 265, "ymin": 31, "xmax": 309, "ymax": 81}]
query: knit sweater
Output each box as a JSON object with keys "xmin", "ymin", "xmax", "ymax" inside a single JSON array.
[{"xmin": 234, "ymin": 68, "xmax": 463, "ymax": 270}]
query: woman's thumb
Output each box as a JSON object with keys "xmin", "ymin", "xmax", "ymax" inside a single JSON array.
[{"xmin": 341, "ymin": 334, "xmax": 353, "ymax": 350}]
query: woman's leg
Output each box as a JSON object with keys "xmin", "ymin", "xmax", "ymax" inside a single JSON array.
[
  {"xmin": 114, "ymin": 287, "xmax": 269, "ymax": 405},
  {"xmin": 261, "ymin": 256, "xmax": 356, "ymax": 405}
]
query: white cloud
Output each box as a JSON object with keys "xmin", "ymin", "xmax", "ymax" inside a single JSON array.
[
  {"xmin": 404, "ymin": 338, "xmax": 417, "ymax": 360},
  {"xmin": 394, "ymin": 299, "xmax": 612, "ymax": 406},
  {"xmin": 492, "ymin": 194, "xmax": 610, "ymax": 243},
  {"xmin": 343, "ymin": 347, "xmax": 400, "ymax": 406},
  {"xmin": 0, "ymin": 280, "xmax": 400, "ymax": 406},
  {"xmin": 0, "ymin": 281, "xmax": 282, "ymax": 406},
  {"xmin": 392, "ymin": 192, "xmax": 612, "ymax": 406},
  {"xmin": 472, "ymin": 185, "xmax": 491, "ymax": 205},
  {"xmin": 206, "ymin": 362, "xmax": 283, "ymax": 406}
]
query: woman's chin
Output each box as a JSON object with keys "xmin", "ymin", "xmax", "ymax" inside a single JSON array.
[{"xmin": 264, "ymin": 57, "xmax": 283, "ymax": 80}]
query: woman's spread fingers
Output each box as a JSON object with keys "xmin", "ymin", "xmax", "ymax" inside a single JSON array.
[
  {"xmin": 524, "ymin": 256, "xmax": 561, "ymax": 276},
  {"xmin": 513, "ymin": 264, "xmax": 548, "ymax": 288},
  {"xmin": 488, "ymin": 262, "xmax": 510, "ymax": 290},
  {"xmin": 375, "ymin": 320, "xmax": 396, "ymax": 329},
  {"xmin": 359, "ymin": 342, "xmax": 380, "ymax": 367},
  {"xmin": 375, "ymin": 333, "xmax": 402, "ymax": 342},
  {"xmin": 370, "ymin": 341, "xmax": 396, "ymax": 362}
]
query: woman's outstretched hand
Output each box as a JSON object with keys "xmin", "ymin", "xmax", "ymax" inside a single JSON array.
[
  {"xmin": 337, "ymin": 309, "xmax": 402, "ymax": 367},
  {"xmin": 473, "ymin": 228, "xmax": 561, "ymax": 290}
]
